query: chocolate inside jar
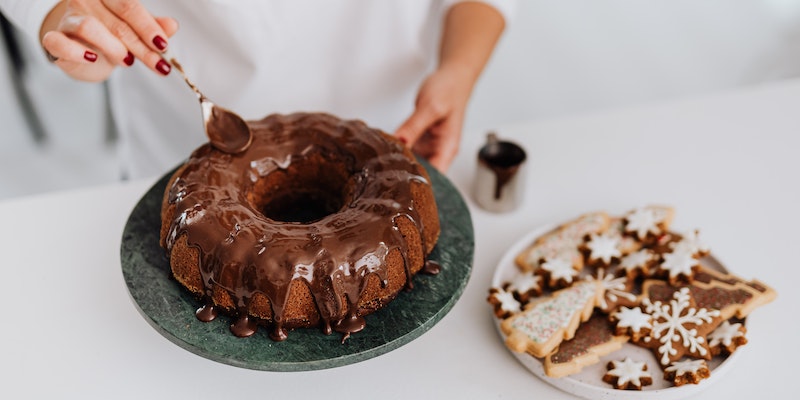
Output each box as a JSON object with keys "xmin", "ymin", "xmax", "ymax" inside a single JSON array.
[{"xmin": 478, "ymin": 139, "xmax": 526, "ymax": 200}]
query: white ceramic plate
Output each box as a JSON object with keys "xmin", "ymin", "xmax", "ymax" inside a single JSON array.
[{"xmin": 491, "ymin": 225, "xmax": 743, "ymax": 400}]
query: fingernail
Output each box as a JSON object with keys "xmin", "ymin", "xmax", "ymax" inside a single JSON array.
[
  {"xmin": 123, "ymin": 51, "xmax": 134, "ymax": 66},
  {"xmin": 156, "ymin": 59, "xmax": 171, "ymax": 75},
  {"xmin": 152, "ymin": 35, "xmax": 168, "ymax": 51},
  {"xmin": 84, "ymin": 51, "xmax": 98, "ymax": 62}
]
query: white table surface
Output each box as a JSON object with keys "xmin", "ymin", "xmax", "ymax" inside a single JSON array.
[{"xmin": 1, "ymin": 79, "xmax": 797, "ymax": 399}]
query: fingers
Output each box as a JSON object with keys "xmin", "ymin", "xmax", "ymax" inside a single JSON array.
[
  {"xmin": 102, "ymin": 0, "xmax": 169, "ymax": 50},
  {"xmin": 59, "ymin": 14, "xmax": 129, "ymax": 63},
  {"xmin": 42, "ymin": 30, "xmax": 98, "ymax": 63},
  {"xmin": 395, "ymin": 103, "xmax": 445, "ymax": 147},
  {"xmin": 156, "ymin": 16, "xmax": 179, "ymax": 37},
  {"xmin": 414, "ymin": 118, "xmax": 462, "ymax": 172},
  {"xmin": 51, "ymin": 0, "xmax": 176, "ymax": 76}
]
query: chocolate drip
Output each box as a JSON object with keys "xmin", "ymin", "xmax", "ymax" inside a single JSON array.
[
  {"xmin": 422, "ymin": 260, "xmax": 441, "ymax": 275},
  {"xmin": 195, "ymin": 304, "xmax": 218, "ymax": 322},
  {"xmin": 165, "ymin": 113, "xmax": 434, "ymax": 341}
]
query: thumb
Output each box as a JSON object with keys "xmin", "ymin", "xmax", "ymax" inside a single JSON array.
[{"xmin": 394, "ymin": 105, "xmax": 441, "ymax": 147}]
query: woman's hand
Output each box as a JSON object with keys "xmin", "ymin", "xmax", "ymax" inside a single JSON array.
[
  {"xmin": 394, "ymin": 1, "xmax": 505, "ymax": 172},
  {"xmin": 39, "ymin": 0, "xmax": 178, "ymax": 82},
  {"xmin": 394, "ymin": 63, "xmax": 475, "ymax": 172}
]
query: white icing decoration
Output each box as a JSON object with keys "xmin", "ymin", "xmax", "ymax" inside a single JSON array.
[
  {"xmin": 665, "ymin": 359, "xmax": 708, "ymax": 376},
  {"xmin": 606, "ymin": 357, "xmax": 651, "ymax": 388},
  {"xmin": 493, "ymin": 288, "xmax": 521, "ymax": 314},
  {"xmin": 586, "ymin": 233, "xmax": 621, "ymax": 264},
  {"xmin": 620, "ymin": 249, "xmax": 654, "ymax": 272},
  {"xmin": 509, "ymin": 281, "xmax": 598, "ymax": 343},
  {"xmin": 642, "ymin": 287, "xmax": 721, "ymax": 365},
  {"xmin": 508, "ymin": 273, "xmax": 542, "ymax": 295},
  {"xmin": 586, "ymin": 269, "xmax": 636, "ymax": 310},
  {"xmin": 708, "ymin": 320, "xmax": 744, "ymax": 347},
  {"xmin": 660, "ymin": 247, "xmax": 700, "ymax": 279},
  {"xmin": 541, "ymin": 256, "xmax": 578, "ymax": 283},
  {"xmin": 613, "ymin": 306, "xmax": 652, "ymax": 333},
  {"xmin": 671, "ymin": 229, "xmax": 710, "ymax": 255},
  {"xmin": 625, "ymin": 208, "xmax": 661, "ymax": 239}
]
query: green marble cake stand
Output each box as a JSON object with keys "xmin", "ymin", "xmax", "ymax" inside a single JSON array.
[{"xmin": 120, "ymin": 161, "xmax": 474, "ymax": 371}]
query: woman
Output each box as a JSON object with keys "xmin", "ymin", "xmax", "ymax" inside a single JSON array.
[{"xmin": 0, "ymin": 0, "xmax": 512, "ymax": 177}]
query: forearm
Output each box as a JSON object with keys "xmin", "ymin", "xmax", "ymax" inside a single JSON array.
[{"xmin": 439, "ymin": 1, "xmax": 506, "ymax": 85}]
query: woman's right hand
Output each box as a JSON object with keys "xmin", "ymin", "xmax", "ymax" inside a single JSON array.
[{"xmin": 39, "ymin": 0, "xmax": 179, "ymax": 82}]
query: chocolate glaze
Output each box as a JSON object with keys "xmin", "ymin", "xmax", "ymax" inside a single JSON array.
[{"xmin": 164, "ymin": 113, "xmax": 435, "ymax": 341}]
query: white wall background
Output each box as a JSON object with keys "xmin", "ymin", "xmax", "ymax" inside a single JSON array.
[{"xmin": 3, "ymin": 0, "xmax": 800, "ymax": 199}]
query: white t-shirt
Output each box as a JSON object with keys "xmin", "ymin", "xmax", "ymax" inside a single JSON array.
[{"xmin": 1, "ymin": 0, "xmax": 513, "ymax": 178}]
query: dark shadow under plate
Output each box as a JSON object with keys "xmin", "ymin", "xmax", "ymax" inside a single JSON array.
[{"xmin": 120, "ymin": 160, "xmax": 473, "ymax": 371}]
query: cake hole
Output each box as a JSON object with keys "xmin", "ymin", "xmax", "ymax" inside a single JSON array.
[
  {"xmin": 261, "ymin": 189, "xmax": 345, "ymax": 223},
  {"xmin": 250, "ymin": 153, "xmax": 351, "ymax": 224}
]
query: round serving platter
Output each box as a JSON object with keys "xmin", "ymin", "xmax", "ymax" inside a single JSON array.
[
  {"xmin": 121, "ymin": 161, "xmax": 473, "ymax": 371},
  {"xmin": 491, "ymin": 225, "xmax": 742, "ymax": 400}
]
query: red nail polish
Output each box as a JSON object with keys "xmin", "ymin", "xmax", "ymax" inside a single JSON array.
[
  {"xmin": 156, "ymin": 59, "xmax": 171, "ymax": 75},
  {"xmin": 152, "ymin": 35, "xmax": 168, "ymax": 51},
  {"xmin": 84, "ymin": 51, "xmax": 98, "ymax": 62},
  {"xmin": 398, "ymin": 137, "xmax": 408, "ymax": 145},
  {"xmin": 123, "ymin": 51, "xmax": 134, "ymax": 66}
]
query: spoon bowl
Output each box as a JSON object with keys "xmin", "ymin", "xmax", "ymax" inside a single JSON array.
[{"xmin": 169, "ymin": 58, "xmax": 252, "ymax": 154}]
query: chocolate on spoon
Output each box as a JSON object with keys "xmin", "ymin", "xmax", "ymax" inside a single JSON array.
[{"xmin": 169, "ymin": 58, "xmax": 252, "ymax": 154}]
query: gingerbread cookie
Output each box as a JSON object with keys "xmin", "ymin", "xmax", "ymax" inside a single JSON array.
[
  {"xmin": 538, "ymin": 255, "xmax": 580, "ymax": 289},
  {"xmin": 642, "ymin": 279, "xmax": 759, "ymax": 321},
  {"xmin": 617, "ymin": 248, "xmax": 656, "ymax": 280},
  {"xmin": 611, "ymin": 306, "xmax": 653, "ymax": 342},
  {"xmin": 670, "ymin": 229, "xmax": 710, "ymax": 257},
  {"xmin": 623, "ymin": 205, "xmax": 674, "ymax": 241},
  {"xmin": 582, "ymin": 232, "xmax": 622, "ymax": 269},
  {"xmin": 707, "ymin": 320, "xmax": 747, "ymax": 356},
  {"xmin": 664, "ymin": 359, "xmax": 710, "ymax": 386},
  {"xmin": 639, "ymin": 287, "xmax": 721, "ymax": 366},
  {"xmin": 603, "ymin": 358, "xmax": 653, "ymax": 390},
  {"xmin": 487, "ymin": 287, "xmax": 521, "ymax": 319},
  {"xmin": 694, "ymin": 266, "xmax": 777, "ymax": 313},
  {"xmin": 655, "ymin": 244, "xmax": 700, "ymax": 285},
  {"xmin": 544, "ymin": 312, "xmax": 629, "ymax": 378},
  {"xmin": 502, "ymin": 281, "xmax": 604, "ymax": 358},
  {"xmin": 505, "ymin": 271, "xmax": 544, "ymax": 303}
]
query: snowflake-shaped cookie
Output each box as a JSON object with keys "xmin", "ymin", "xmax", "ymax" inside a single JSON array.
[
  {"xmin": 658, "ymin": 246, "xmax": 700, "ymax": 284},
  {"xmin": 671, "ymin": 229, "xmax": 710, "ymax": 256},
  {"xmin": 585, "ymin": 233, "xmax": 622, "ymax": 266},
  {"xmin": 640, "ymin": 287, "xmax": 721, "ymax": 365},
  {"xmin": 540, "ymin": 256, "xmax": 580, "ymax": 288},
  {"xmin": 618, "ymin": 249, "xmax": 655, "ymax": 279},
  {"xmin": 707, "ymin": 320, "xmax": 747, "ymax": 356},
  {"xmin": 664, "ymin": 359, "xmax": 710, "ymax": 386},
  {"xmin": 487, "ymin": 287, "xmax": 521, "ymax": 319},
  {"xmin": 611, "ymin": 306, "xmax": 652, "ymax": 341},
  {"xmin": 624, "ymin": 207, "xmax": 662, "ymax": 240},
  {"xmin": 507, "ymin": 272, "xmax": 543, "ymax": 303},
  {"xmin": 603, "ymin": 357, "xmax": 653, "ymax": 390}
]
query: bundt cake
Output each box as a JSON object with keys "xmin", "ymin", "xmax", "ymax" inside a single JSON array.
[{"xmin": 159, "ymin": 112, "xmax": 440, "ymax": 341}]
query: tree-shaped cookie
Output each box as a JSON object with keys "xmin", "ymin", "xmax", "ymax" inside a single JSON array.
[{"xmin": 502, "ymin": 280, "xmax": 604, "ymax": 358}]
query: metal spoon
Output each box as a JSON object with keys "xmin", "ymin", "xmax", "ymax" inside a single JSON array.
[{"xmin": 168, "ymin": 58, "xmax": 252, "ymax": 154}]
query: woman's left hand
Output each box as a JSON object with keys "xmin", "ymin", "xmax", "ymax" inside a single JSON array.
[{"xmin": 394, "ymin": 63, "xmax": 475, "ymax": 172}]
